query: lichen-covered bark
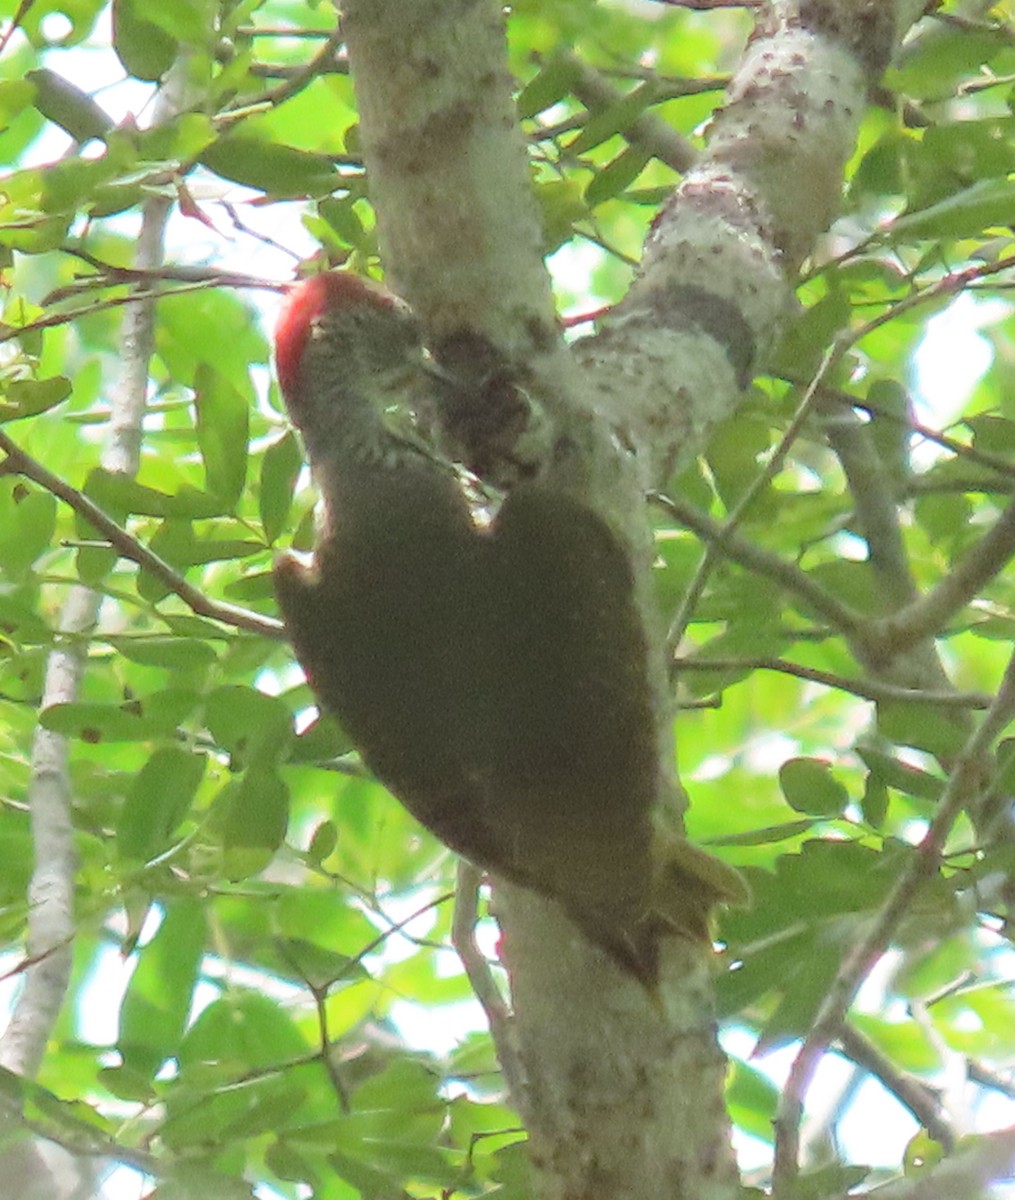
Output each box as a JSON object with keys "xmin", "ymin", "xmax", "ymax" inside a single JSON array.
[
  {"xmin": 338, "ymin": 3, "xmax": 927, "ymax": 1198},
  {"xmin": 580, "ymin": 0, "xmax": 926, "ymax": 487}
]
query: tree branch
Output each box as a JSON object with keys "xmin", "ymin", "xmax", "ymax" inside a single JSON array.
[
  {"xmin": 836, "ymin": 1022, "xmax": 954, "ymax": 1151},
  {"xmin": 868, "ymin": 1123, "xmax": 1015, "ymax": 1200},
  {"xmin": 878, "ymin": 497, "xmax": 1015, "ymax": 656},
  {"xmin": 451, "ymin": 863, "xmax": 522, "ymax": 1090},
  {"xmin": 823, "ymin": 405, "xmax": 919, "ymax": 610}
]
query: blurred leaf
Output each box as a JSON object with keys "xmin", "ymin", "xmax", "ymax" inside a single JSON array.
[
  {"xmin": 877, "ymin": 701, "xmax": 967, "ymax": 759},
  {"xmin": 221, "ymin": 770, "xmax": 290, "ymax": 877},
  {"xmin": 109, "ymin": 635, "xmax": 218, "ymax": 671},
  {"xmin": 537, "ymin": 177, "xmax": 588, "ymax": 252},
  {"xmin": 516, "ymin": 53, "xmax": 581, "ymax": 119},
  {"xmin": 194, "ymin": 363, "xmax": 249, "ymax": 507},
  {"xmin": 205, "ymin": 684, "xmax": 293, "ymax": 770},
  {"xmin": 779, "ymin": 758, "xmax": 849, "ymax": 817},
  {"xmin": 306, "ymin": 820, "xmax": 338, "ymax": 865},
  {"xmin": 201, "ymin": 136, "xmax": 336, "ymax": 197},
  {"xmin": 112, "ymin": 0, "xmax": 177, "ymax": 80},
  {"xmin": 567, "ymin": 81, "xmax": 659, "ymax": 156},
  {"xmin": 726, "ymin": 1058, "xmax": 778, "ymax": 1143},
  {"xmin": 786, "ymin": 1165, "xmax": 870, "ymax": 1199},
  {"xmin": 117, "ymin": 745, "xmax": 205, "ymax": 861},
  {"xmin": 85, "ymin": 467, "xmax": 228, "ymax": 520},
  {"xmin": 41, "ymin": 700, "xmax": 172, "ymax": 742},
  {"xmin": 274, "ymin": 937, "xmax": 355, "ymax": 991},
  {"xmin": 0, "ymin": 374, "xmax": 72, "ymax": 420},
  {"xmin": 860, "ymin": 774, "xmax": 888, "ymax": 827},
  {"xmin": 0, "ymin": 485, "xmax": 55, "ymax": 577},
  {"xmin": 260, "ymin": 431, "xmax": 303, "ymax": 545},
  {"xmin": 855, "ymin": 744, "xmax": 944, "ymax": 802},
  {"xmin": 585, "ymin": 145, "xmax": 652, "ymax": 207},
  {"xmin": 26, "ymin": 68, "xmax": 113, "ymax": 140},
  {"xmin": 889, "ymin": 177, "xmax": 1015, "ymax": 242},
  {"xmin": 119, "ymin": 901, "xmax": 206, "ymax": 1079}
]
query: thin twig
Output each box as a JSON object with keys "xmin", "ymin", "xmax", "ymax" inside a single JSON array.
[
  {"xmin": 451, "ymin": 863, "xmax": 525, "ymax": 1092},
  {"xmin": 665, "ymin": 345, "xmax": 840, "ymax": 655},
  {"xmin": 0, "ymin": 279, "xmax": 263, "ymax": 345},
  {"xmin": 0, "ymin": 431, "xmax": 285, "ymax": 640},
  {"xmin": 652, "ymin": 493, "xmax": 866, "ymax": 648},
  {"xmin": 672, "ymin": 655, "xmax": 991, "ymax": 709},
  {"xmin": 968, "ymin": 1060, "xmax": 1015, "ymax": 1100},
  {"xmin": 56, "ymin": 249, "xmax": 281, "ymax": 296},
  {"xmin": 836, "ymin": 1022, "xmax": 954, "ymax": 1150},
  {"xmin": 235, "ymin": 20, "xmax": 345, "ymax": 111},
  {"xmin": 452, "ymin": 863, "xmax": 511, "ymax": 1032}
]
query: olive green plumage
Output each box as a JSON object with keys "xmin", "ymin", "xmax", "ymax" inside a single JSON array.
[{"xmin": 273, "ymin": 273, "xmax": 743, "ymax": 984}]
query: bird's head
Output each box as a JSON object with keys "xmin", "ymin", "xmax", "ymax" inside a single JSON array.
[{"xmin": 274, "ymin": 273, "xmax": 423, "ymax": 461}]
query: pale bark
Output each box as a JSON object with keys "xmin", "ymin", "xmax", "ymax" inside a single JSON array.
[{"xmin": 340, "ymin": 3, "xmax": 927, "ymax": 1198}]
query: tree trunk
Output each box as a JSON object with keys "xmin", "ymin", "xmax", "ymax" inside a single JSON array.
[{"xmin": 339, "ymin": 2, "xmax": 927, "ymax": 1196}]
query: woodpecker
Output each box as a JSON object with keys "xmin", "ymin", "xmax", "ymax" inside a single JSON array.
[{"xmin": 273, "ymin": 272, "xmax": 744, "ymax": 986}]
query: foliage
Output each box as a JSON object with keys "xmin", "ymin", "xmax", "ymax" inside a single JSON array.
[{"xmin": 2, "ymin": 0, "xmax": 1015, "ymax": 1197}]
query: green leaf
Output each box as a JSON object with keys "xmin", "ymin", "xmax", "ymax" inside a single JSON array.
[
  {"xmin": 567, "ymin": 81, "xmax": 658, "ymax": 156},
  {"xmin": 0, "ymin": 374, "xmax": 72, "ymax": 420},
  {"xmin": 84, "ymin": 467, "xmax": 228, "ymax": 520},
  {"xmin": 889, "ymin": 177, "xmax": 1015, "ymax": 243},
  {"xmin": 140, "ymin": 520, "xmax": 193, "ymax": 604},
  {"xmin": 860, "ymin": 774, "xmax": 889, "ymax": 827},
  {"xmin": 0, "ymin": 80, "xmax": 36, "ymax": 127},
  {"xmin": 117, "ymin": 746, "xmax": 205, "ymax": 861},
  {"xmin": 194, "ymin": 363, "xmax": 249, "ymax": 508},
  {"xmin": 221, "ymin": 770, "xmax": 290, "ymax": 877},
  {"xmin": 179, "ymin": 990, "xmax": 307, "ymax": 1070},
  {"xmin": 778, "ymin": 758, "xmax": 849, "ymax": 817},
  {"xmin": 318, "ymin": 196, "xmax": 371, "ymax": 252},
  {"xmin": 108, "ymin": 635, "xmax": 218, "ymax": 671},
  {"xmin": 306, "ymin": 820, "xmax": 338, "ymax": 865},
  {"xmin": 286, "ymin": 712, "xmax": 355, "ymax": 762},
  {"xmin": 26, "ymin": 68, "xmax": 113, "ymax": 141},
  {"xmin": 584, "ymin": 145, "xmax": 652, "ymax": 208},
  {"xmin": 516, "ymin": 53, "xmax": 581, "ymax": 119},
  {"xmin": 786, "ymin": 1165, "xmax": 870, "ymax": 1200},
  {"xmin": 259, "ymin": 431, "xmax": 303, "ymax": 545},
  {"xmin": 967, "ymin": 412, "xmax": 1015, "ymax": 454},
  {"xmin": 112, "ymin": 0, "xmax": 178, "ymax": 80},
  {"xmin": 200, "ymin": 136, "xmax": 336, "ymax": 197},
  {"xmin": 855, "ymin": 744, "xmax": 945, "ymax": 802},
  {"xmin": 0, "ymin": 485, "xmax": 55, "ymax": 577},
  {"xmin": 119, "ymin": 901, "xmax": 207, "ymax": 1079},
  {"xmin": 726, "ymin": 1058, "xmax": 778, "ymax": 1143},
  {"xmin": 709, "ymin": 820, "xmax": 816, "ymax": 847},
  {"xmin": 877, "ymin": 702, "xmax": 967, "ymax": 759},
  {"xmin": 40, "ymin": 690, "xmax": 196, "ymax": 742},
  {"xmin": 274, "ymin": 936, "xmax": 355, "ymax": 991},
  {"xmin": 205, "ymin": 685, "xmax": 293, "ymax": 770},
  {"xmin": 866, "ymin": 378, "xmax": 912, "ymax": 481},
  {"xmin": 537, "ymin": 177, "xmax": 588, "ymax": 253}
]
